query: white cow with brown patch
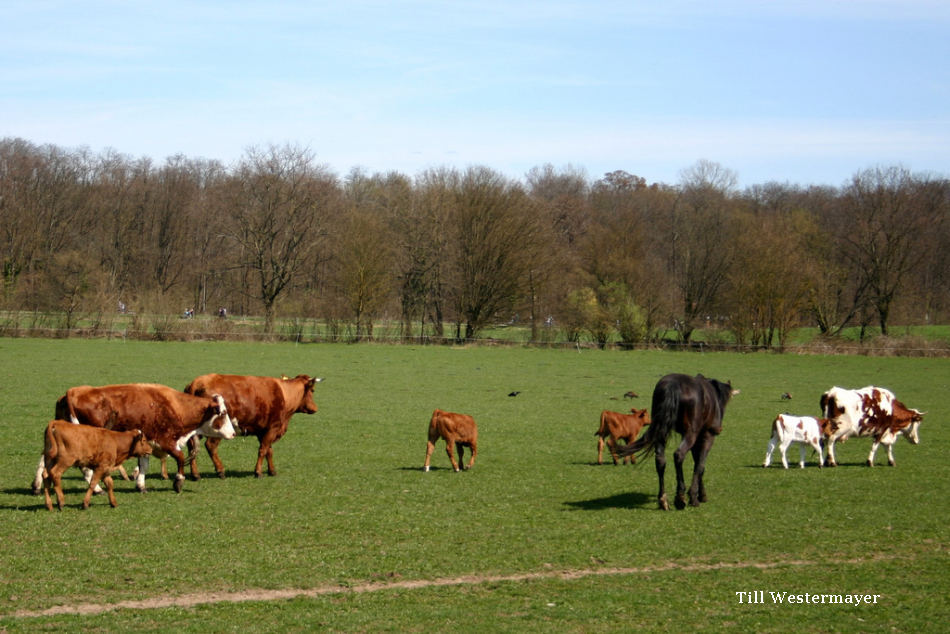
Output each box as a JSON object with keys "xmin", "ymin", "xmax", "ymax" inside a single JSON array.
[
  {"xmin": 763, "ymin": 414, "xmax": 833, "ymax": 469},
  {"xmin": 820, "ymin": 386, "xmax": 924, "ymax": 467}
]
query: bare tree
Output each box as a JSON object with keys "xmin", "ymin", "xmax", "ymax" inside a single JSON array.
[
  {"xmin": 450, "ymin": 166, "xmax": 542, "ymax": 340},
  {"xmin": 144, "ymin": 156, "xmax": 201, "ymax": 296},
  {"xmin": 585, "ymin": 170, "xmax": 669, "ymax": 340},
  {"xmin": 524, "ymin": 164, "xmax": 589, "ymax": 340},
  {"xmin": 839, "ymin": 166, "xmax": 947, "ymax": 335},
  {"xmin": 38, "ymin": 250, "xmax": 108, "ymax": 332},
  {"xmin": 727, "ymin": 207, "xmax": 813, "ymax": 347},
  {"xmin": 181, "ymin": 159, "xmax": 229, "ymax": 314},
  {"xmin": 334, "ymin": 209, "xmax": 395, "ymax": 340},
  {"xmin": 663, "ymin": 161, "xmax": 739, "ymax": 342},
  {"xmin": 409, "ymin": 168, "xmax": 456, "ymax": 338},
  {"xmin": 0, "ymin": 139, "xmax": 93, "ymax": 307},
  {"xmin": 345, "ymin": 168, "xmax": 433, "ymax": 338},
  {"xmin": 223, "ymin": 144, "xmax": 337, "ymax": 331}
]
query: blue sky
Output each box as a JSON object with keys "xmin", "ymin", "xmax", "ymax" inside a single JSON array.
[{"xmin": 1, "ymin": 0, "xmax": 947, "ymax": 187}]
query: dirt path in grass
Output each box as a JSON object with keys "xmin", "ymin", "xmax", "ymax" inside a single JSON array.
[{"xmin": 9, "ymin": 556, "xmax": 894, "ymax": 619}]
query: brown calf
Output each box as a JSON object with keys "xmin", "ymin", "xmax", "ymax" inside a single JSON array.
[
  {"xmin": 42, "ymin": 421, "xmax": 152, "ymax": 510},
  {"xmin": 424, "ymin": 409, "xmax": 478, "ymax": 472},
  {"xmin": 595, "ymin": 408, "xmax": 651, "ymax": 465}
]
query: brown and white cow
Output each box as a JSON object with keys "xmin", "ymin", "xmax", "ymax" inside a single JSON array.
[
  {"xmin": 32, "ymin": 384, "xmax": 235, "ymax": 494},
  {"xmin": 763, "ymin": 414, "xmax": 835, "ymax": 469},
  {"xmin": 595, "ymin": 408, "xmax": 651, "ymax": 465},
  {"xmin": 183, "ymin": 374, "xmax": 322, "ymax": 479},
  {"xmin": 424, "ymin": 409, "xmax": 477, "ymax": 472},
  {"xmin": 42, "ymin": 420, "xmax": 153, "ymax": 510},
  {"xmin": 820, "ymin": 386, "xmax": 924, "ymax": 467}
]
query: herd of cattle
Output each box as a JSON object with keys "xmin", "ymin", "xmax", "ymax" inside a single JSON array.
[
  {"xmin": 33, "ymin": 370, "xmax": 925, "ymax": 512},
  {"xmin": 592, "ymin": 384, "xmax": 923, "ymax": 472},
  {"xmin": 35, "ymin": 374, "xmax": 322, "ymax": 510}
]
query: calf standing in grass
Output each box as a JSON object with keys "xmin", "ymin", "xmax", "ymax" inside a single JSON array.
[
  {"xmin": 763, "ymin": 414, "xmax": 833, "ymax": 469},
  {"xmin": 42, "ymin": 421, "xmax": 152, "ymax": 510},
  {"xmin": 424, "ymin": 409, "xmax": 477, "ymax": 472},
  {"xmin": 595, "ymin": 408, "xmax": 651, "ymax": 465}
]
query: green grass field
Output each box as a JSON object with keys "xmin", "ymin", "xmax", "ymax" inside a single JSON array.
[{"xmin": 0, "ymin": 340, "xmax": 947, "ymax": 632}]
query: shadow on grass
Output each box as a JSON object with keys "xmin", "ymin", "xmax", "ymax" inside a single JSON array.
[
  {"xmin": 0, "ymin": 486, "xmax": 49, "ymax": 511},
  {"xmin": 563, "ymin": 491, "xmax": 653, "ymax": 511},
  {"xmin": 197, "ymin": 470, "xmax": 274, "ymax": 480},
  {"xmin": 0, "ymin": 484, "xmax": 154, "ymax": 511},
  {"xmin": 395, "ymin": 466, "xmax": 465, "ymax": 472},
  {"xmin": 744, "ymin": 461, "xmax": 869, "ymax": 469},
  {"xmin": 570, "ymin": 461, "xmax": 641, "ymax": 468}
]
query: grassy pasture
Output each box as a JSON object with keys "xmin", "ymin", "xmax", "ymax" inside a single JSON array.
[{"xmin": 0, "ymin": 339, "xmax": 947, "ymax": 632}]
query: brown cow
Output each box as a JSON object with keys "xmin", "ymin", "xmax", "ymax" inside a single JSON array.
[
  {"xmin": 183, "ymin": 374, "xmax": 322, "ymax": 479},
  {"xmin": 32, "ymin": 384, "xmax": 235, "ymax": 494},
  {"xmin": 424, "ymin": 409, "xmax": 478, "ymax": 472},
  {"xmin": 595, "ymin": 408, "xmax": 651, "ymax": 465},
  {"xmin": 42, "ymin": 421, "xmax": 153, "ymax": 510}
]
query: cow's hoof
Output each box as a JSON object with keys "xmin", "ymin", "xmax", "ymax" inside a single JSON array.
[
  {"xmin": 674, "ymin": 495, "xmax": 687, "ymax": 510},
  {"xmin": 866, "ymin": 460, "xmax": 873, "ymax": 467},
  {"xmin": 82, "ymin": 502, "xmax": 90, "ymax": 510},
  {"xmin": 424, "ymin": 466, "xmax": 430, "ymax": 472},
  {"xmin": 217, "ymin": 471, "xmax": 226, "ymax": 480},
  {"xmin": 888, "ymin": 461, "xmax": 896, "ymax": 467},
  {"xmin": 658, "ymin": 495, "xmax": 670, "ymax": 511},
  {"xmin": 698, "ymin": 491, "xmax": 708, "ymax": 503},
  {"xmin": 254, "ymin": 472, "xmax": 264, "ymax": 479},
  {"xmin": 31, "ymin": 485, "xmax": 42, "ymax": 496},
  {"xmin": 174, "ymin": 479, "xmax": 183, "ymax": 493}
]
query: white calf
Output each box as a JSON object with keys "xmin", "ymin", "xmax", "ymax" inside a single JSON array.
[{"xmin": 763, "ymin": 414, "xmax": 830, "ymax": 469}]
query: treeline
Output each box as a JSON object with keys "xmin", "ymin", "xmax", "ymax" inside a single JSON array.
[{"xmin": 2, "ymin": 137, "xmax": 949, "ymax": 346}]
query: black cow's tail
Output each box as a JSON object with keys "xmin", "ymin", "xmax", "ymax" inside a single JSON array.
[{"xmin": 617, "ymin": 380, "xmax": 680, "ymax": 461}]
